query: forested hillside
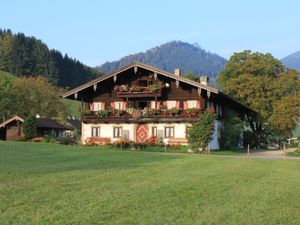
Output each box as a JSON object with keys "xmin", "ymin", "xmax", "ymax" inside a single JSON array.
[
  {"xmin": 0, "ymin": 29, "xmax": 101, "ymax": 88},
  {"xmin": 281, "ymin": 50, "xmax": 300, "ymax": 72},
  {"xmin": 98, "ymin": 41, "xmax": 227, "ymax": 77}
]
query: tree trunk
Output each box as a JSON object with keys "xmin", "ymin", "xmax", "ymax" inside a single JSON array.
[{"xmin": 246, "ymin": 114, "xmax": 262, "ymax": 149}]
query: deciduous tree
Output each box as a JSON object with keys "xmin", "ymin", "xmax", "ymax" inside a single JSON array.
[
  {"xmin": 12, "ymin": 76, "xmax": 70, "ymax": 118},
  {"xmin": 218, "ymin": 50, "xmax": 300, "ymax": 148}
]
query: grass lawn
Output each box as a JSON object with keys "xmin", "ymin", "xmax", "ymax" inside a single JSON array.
[
  {"xmin": 1, "ymin": 142, "xmax": 300, "ymax": 225},
  {"xmin": 288, "ymin": 151, "xmax": 300, "ymax": 157}
]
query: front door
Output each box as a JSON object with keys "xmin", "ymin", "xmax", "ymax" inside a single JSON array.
[{"xmin": 136, "ymin": 124, "xmax": 148, "ymax": 143}]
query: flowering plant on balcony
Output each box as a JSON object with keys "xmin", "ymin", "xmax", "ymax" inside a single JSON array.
[
  {"xmin": 118, "ymin": 84, "xmax": 129, "ymax": 92},
  {"xmin": 160, "ymin": 105, "xmax": 168, "ymax": 111},
  {"xmin": 130, "ymin": 85, "xmax": 142, "ymax": 92},
  {"xmin": 126, "ymin": 107, "xmax": 135, "ymax": 115},
  {"xmin": 184, "ymin": 108, "xmax": 200, "ymax": 116},
  {"xmin": 141, "ymin": 107, "xmax": 149, "ymax": 117},
  {"xmin": 96, "ymin": 109, "xmax": 111, "ymax": 117},
  {"xmin": 168, "ymin": 108, "xmax": 181, "ymax": 115},
  {"xmin": 150, "ymin": 108, "xmax": 162, "ymax": 115}
]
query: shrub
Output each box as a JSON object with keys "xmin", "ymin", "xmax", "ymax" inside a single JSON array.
[
  {"xmin": 43, "ymin": 135, "xmax": 57, "ymax": 143},
  {"xmin": 129, "ymin": 142, "xmax": 146, "ymax": 151},
  {"xmin": 112, "ymin": 138, "xmax": 131, "ymax": 148},
  {"xmin": 145, "ymin": 136, "xmax": 157, "ymax": 146},
  {"xmin": 58, "ymin": 135, "xmax": 75, "ymax": 145},
  {"xmin": 23, "ymin": 115, "xmax": 37, "ymax": 140},
  {"xmin": 188, "ymin": 109, "xmax": 216, "ymax": 152},
  {"xmin": 31, "ymin": 137, "xmax": 44, "ymax": 142},
  {"xmin": 15, "ymin": 136, "xmax": 26, "ymax": 142}
]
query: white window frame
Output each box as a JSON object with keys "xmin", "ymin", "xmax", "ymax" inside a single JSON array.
[{"xmin": 114, "ymin": 101, "xmax": 125, "ymax": 110}]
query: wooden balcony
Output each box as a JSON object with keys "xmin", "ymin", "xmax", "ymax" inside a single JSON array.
[
  {"xmin": 116, "ymin": 88, "xmax": 162, "ymax": 98},
  {"xmin": 82, "ymin": 110, "xmax": 203, "ymax": 123}
]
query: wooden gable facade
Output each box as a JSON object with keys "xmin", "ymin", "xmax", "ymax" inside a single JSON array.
[{"xmin": 63, "ymin": 62, "xmax": 254, "ymax": 122}]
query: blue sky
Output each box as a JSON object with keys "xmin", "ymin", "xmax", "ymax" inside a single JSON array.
[{"xmin": 1, "ymin": 0, "xmax": 300, "ymax": 66}]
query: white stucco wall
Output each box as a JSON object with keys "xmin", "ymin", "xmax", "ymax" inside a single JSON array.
[
  {"xmin": 209, "ymin": 120, "xmax": 222, "ymax": 150},
  {"xmin": 82, "ymin": 122, "xmax": 191, "ymax": 144},
  {"xmin": 82, "ymin": 121, "xmax": 222, "ymax": 149}
]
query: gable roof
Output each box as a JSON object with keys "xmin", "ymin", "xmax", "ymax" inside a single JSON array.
[
  {"xmin": 36, "ymin": 118, "xmax": 69, "ymax": 130},
  {"xmin": 0, "ymin": 116, "xmax": 69, "ymax": 130},
  {"xmin": 62, "ymin": 61, "xmax": 255, "ymax": 114},
  {"xmin": 0, "ymin": 115, "xmax": 24, "ymax": 128},
  {"xmin": 62, "ymin": 61, "xmax": 218, "ymax": 98}
]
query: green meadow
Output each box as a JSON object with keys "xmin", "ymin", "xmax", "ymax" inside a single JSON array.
[{"xmin": 0, "ymin": 141, "xmax": 299, "ymax": 225}]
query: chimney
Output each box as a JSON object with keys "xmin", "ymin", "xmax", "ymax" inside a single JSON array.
[
  {"xmin": 200, "ymin": 76, "xmax": 209, "ymax": 85},
  {"xmin": 174, "ymin": 68, "xmax": 181, "ymax": 76}
]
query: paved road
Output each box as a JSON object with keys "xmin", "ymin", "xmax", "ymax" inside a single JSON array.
[{"xmin": 213, "ymin": 149, "xmax": 300, "ymax": 161}]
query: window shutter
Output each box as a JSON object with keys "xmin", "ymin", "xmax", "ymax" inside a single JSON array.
[
  {"xmin": 122, "ymin": 101, "xmax": 127, "ymax": 110},
  {"xmin": 110, "ymin": 102, "xmax": 115, "ymax": 109},
  {"xmin": 176, "ymin": 101, "xmax": 180, "ymax": 109},
  {"xmin": 196, "ymin": 100, "xmax": 201, "ymax": 109},
  {"xmin": 183, "ymin": 101, "xmax": 188, "ymax": 110},
  {"xmin": 90, "ymin": 102, "xmax": 94, "ymax": 111},
  {"xmin": 157, "ymin": 102, "xmax": 161, "ymax": 109},
  {"xmin": 101, "ymin": 102, "xmax": 105, "ymax": 110}
]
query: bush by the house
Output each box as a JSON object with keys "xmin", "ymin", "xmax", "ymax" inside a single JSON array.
[
  {"xmin": 188, "ymin": 109, "xmax": 216, "ymax": 152},
  {"xmin": 31, "ymin": 137, "xmax": 44, "ymax": 142},
  {"xmin": 112, "ymin": 138, "xmax": 146, "ymax": 151},
  {"xmin": 57, "ymin": 132, "xmax": 78, "ymax": 145}
]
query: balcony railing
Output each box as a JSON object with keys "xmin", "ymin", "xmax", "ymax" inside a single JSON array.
[
  {"xmin": 81, "ymin": 108, "xmax": 203, "ymax": 123},
  {"xmin": 115, "ymin": 84, "xmax": 163, "ymax": 98}
]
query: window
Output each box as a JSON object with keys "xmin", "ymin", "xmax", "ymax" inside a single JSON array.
[
  {"xmin": 94, "ymin": 102, "xmax": 105, "ymax": 111},
  {"xmin": 152, "ymin": 127, "xmax": 157, "ymax": 137},
  {"xmin": 114, "ymin": 101, "xmax": 126, "ymax": 110},
  {"xmin": 219, "ymin": 105, "xmax": 223, "ymax": 117},
  {"xmin": 165, "ymin": 127, "xmax": 174, "ymax": 138},
  {"xmin": 187, "ymin": 100, "xmax": 197, "ymax": 109},
  {"xmin": 166, "ymin": 100, "xmax": 176, "ymax": 109},
  {"xmin": 185, "ymin": 126, "xmax": 191, "ymax": 138},
  {"xmin": 91, "ymin": 127, "xmax": 100, "ymax": 137},
  {"xmin": 113, "ymin": 127, "xmax": 122, "ymax": 138},
  {"xmin": 150, "ymin": 101, "xmax": 156, "ymax": 109}
]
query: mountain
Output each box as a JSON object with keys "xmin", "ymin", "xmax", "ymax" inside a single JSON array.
[
  {"xmin": 0, "ymin": 29, "xmax": 101, "ymax": 88},
  {"xmin": 97, "ymin": 41, "xmax": 227, "ymax": 77},
  {"xmin": 281, "ymin": 51, "xmax": 300, "ymax": 71}
]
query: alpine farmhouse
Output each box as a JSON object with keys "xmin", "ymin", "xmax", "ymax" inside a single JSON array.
[{"xmin": 63, "ymin": 62, "xmax": 254, "ymax": 149}]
